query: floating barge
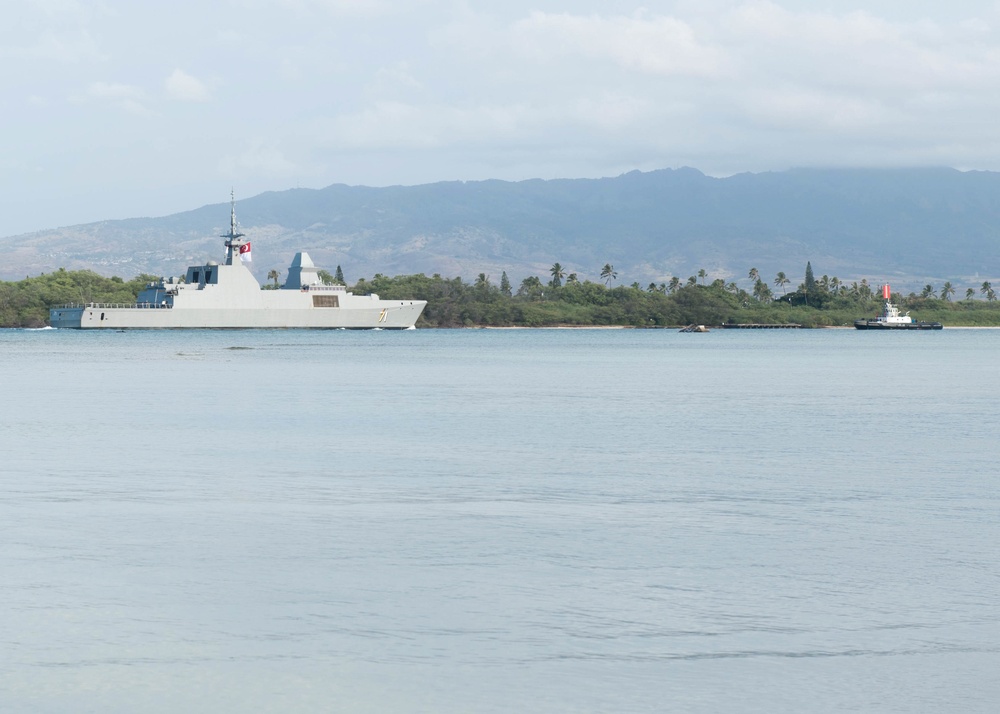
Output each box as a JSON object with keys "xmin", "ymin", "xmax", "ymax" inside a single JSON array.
[{"xmin": 720, "ymin": 323, "xmax": 803, "ymax": 329}]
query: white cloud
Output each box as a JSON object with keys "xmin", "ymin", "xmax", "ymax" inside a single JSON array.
[
  {"xmin": 2, "ymin": 28, "xmax": 105, "ymax": 63},
  {"xmin": 511, "ymin": 11, "xmax": 730, "ymax": 78},
  {"xmin": 88, "ymin": 81, "xmax": 141, "ymax": 99},
  {"xmin": 722, "ymin": 1, "xmax": 1000, "ymax": 91},
  {"xmin": 244, "ymin": 0, "xmax": 391, "ymax": 17},
  {"xmin": 738, "ymin": 88, "xmax": 895, "ymax": 133},
  {"xmin": 219, "ymin": 139, "xmax": 299, "ymax": 177},
  {"xmin": 80, "ymin": 81, "xmax": 150, "ymax": 114},
  {"xmin": 320, "ymin": 100, "xmax": 546, "ymax": 151},
  {"xmin": 370, "ymin": 62, "xmax": 423, "ymax": 96},
  {"xmin": 165, "ymin": 69, "xmax": 210, "ymax": 102},
  {"xmin": 10, "ymin": 0, "xmax": 1000, "ymax": 236}
]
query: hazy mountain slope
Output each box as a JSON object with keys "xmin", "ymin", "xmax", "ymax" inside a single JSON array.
[{"xmin": 2, "ymin": 167, "xmax": 998, "ymax": 289}]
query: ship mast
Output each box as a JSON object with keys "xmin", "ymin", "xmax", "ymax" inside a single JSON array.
[{"xmin": 222, "ymin": 189, "xmax": 247, "ymax": 265}]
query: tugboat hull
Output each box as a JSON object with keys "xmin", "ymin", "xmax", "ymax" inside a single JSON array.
[{"xmin": 854, "ymin": 320, "xmax": 942, "ymax": 330}]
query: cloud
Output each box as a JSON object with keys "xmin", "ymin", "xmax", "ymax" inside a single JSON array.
[
  {"xmin": 82, "ymin": 81, "xmax": 150, "ymax": 114},
  {"xmin": 417, "ymin": 3, "xmax": 1000, "ymax": 178},
  {"xmin": 88, "ymin": 81, "xmax": 141, "ymax": 100},
  {"xmin": 511, "ymin": 11, "xmax": 730, "ymax": 78},
  {"xmin": 722, "ymin": 1, "xmax": 1000, "ymax": 91},
  {"xmin": 165, "ymin": 69, "xmax": 210, "ymax": 102},
  {"xmin": 247, "ymin": 0, "xmax": 391, "ymax": 17},
  {"xmin": 370, "ymin": 61, "xmax": 423, "ymax": 96},
  {"xmin": 219, "ymin": 139, "xmax": 299, "ymax": 177},
  {"xmin": 11, "ymin": 0, "xmax": 1000, "ymax": 240},
  {"xmin": 319, "ymin": 100, "xmax": 543, "ymax": 150},
  {"xmin": 1, "ymin": 28, "xmax": 105, "ymax": 63}
]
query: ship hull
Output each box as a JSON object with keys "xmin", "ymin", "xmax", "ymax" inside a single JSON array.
[{"xmin": 50, "ymin": 301, "xmax": 425, "ymax": 329}]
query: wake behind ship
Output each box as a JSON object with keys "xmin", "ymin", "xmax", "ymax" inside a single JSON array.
[{"xmin": 50, "ymin": 199, "xmax": 426, "ymax": 329}]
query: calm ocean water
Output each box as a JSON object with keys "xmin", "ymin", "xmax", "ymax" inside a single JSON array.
[{"xmin": 1, "ymin": 327, "xmax": 998, "ymax": 713}]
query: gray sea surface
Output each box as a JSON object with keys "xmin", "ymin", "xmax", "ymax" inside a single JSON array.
[{"xmin": 1, "ymin": 327, "xmax": 998, "ymax": 713}]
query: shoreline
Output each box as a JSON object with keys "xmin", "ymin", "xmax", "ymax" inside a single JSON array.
[{"xmin": 457, "ymin": 324, "xmax": 1000, "ymax": 330}]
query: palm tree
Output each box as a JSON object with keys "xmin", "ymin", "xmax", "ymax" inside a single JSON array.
[
  {"xmin": 600, "ymin": 263, "xmax": 617, "ymax": 286},
  {"xmin": 266, "ymin": 269, "xmax": 280, "ymax": 287},
  {"xmin": 966, "ymin": 287, "xmax": 976, "ymax": 301},
  {"xmin": 686, "ymin": 276, "xmax": 697, "ymax": 286},
  {"xmin": 517, "ymin": 275, "xmax": 543, "ymax": 298},
  {"xmin": 830, "ymin": 276, "xmax": 841, "ymax": 295},
  {"xmin": 667, "ymin": 276, "xmax": 680, "ymax": 294},
  {"xmin": 981, "ymin": 281, "xmax": 992, "ymax": 298},
  {"xmin": 748, "ymin": 267, "xmax": 759, "ymax": 284},
  {"xmin": 941, "ymin": 281, "xmax": 955, "ymax": 301},
  {"xmin": 774, "ymin": 271, "xmax": 790, "ymax": 295},
  {"xmin": 753, "ymin": 280, "xmax": 772, "ymax": 302},
  {"xmin": 921, "ymin": 284, "xmax": 936, "ymax": 299},
  {"xmin": 549, "ymin": 262, "xmax": 565, "ymax": 288},
  {"xmin": 697, "ymin": 268, "xmax": 707, "ymax": 284},
  {"xmin": 566, "ymin": 273, "xmax": 579, "ymax": 284}
]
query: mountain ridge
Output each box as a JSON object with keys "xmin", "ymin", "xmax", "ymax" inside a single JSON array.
[{"xmin": 2, "ymin": 167, "xmax": 998, "ymax": 290}]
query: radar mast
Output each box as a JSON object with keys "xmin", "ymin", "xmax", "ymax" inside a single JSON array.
[{"xmin": 222, "ymin": 190, "xmax": 248, "ymax": 265}]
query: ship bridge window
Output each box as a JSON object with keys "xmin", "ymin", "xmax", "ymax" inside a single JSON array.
[{"xmin": 313, "ymin": 295, "xmax": 340, "ymax": 308}]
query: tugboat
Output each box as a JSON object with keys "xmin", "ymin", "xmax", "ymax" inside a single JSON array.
[{"xmin": 854, "ymin": 284, "xmax": 943, "ymax": 330}]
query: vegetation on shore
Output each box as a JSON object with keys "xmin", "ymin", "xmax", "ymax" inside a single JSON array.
[
  {"xmin": 0, "ymin": 269, "xmax": 158, "ymax": 327},
  {"xmin": 2, "ymin": 262, "xmax": 999, "ymax": 328},
  {"xmin": 354, "ymin": 265, "xmax": 1000, "ymax": 328}
]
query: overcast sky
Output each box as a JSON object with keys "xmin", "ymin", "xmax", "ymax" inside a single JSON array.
[{"xmin": 3, "ymin": 0, "xmax": 1000, "ymax": 235}]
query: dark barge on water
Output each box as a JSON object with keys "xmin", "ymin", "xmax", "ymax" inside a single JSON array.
[{"xmin": 720, "ymin": 323, "xmax": 803, "ymax": 329}]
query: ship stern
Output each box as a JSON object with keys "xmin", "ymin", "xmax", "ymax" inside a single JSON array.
[{"xmin": 49, "ymin": 306, "xmax": 85, "ymax": 329}]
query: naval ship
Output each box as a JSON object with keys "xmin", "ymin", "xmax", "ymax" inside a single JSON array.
[
  {"xmin": 853, "ymin": 284, "xmax": 942, "ymax": 330},
  {"xmin": 50, "ymin": 199, "xmax": 427, "ymax": 329}
]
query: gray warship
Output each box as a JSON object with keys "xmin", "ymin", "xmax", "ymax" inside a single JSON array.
[{"xmin": 50, "ymin": 199, "xmax": 427, "ymax": 329}]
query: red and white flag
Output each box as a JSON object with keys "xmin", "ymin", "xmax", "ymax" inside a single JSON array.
[
  {"xmin": 239, "ymin": 242, "xmax": 252, "ymax": 263},
  {"xmin": 882, "ymin": 284, "xmax": 891, "ymax": 299}
]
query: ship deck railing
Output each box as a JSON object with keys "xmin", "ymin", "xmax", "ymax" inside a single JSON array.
[{"xmin": 53, "ymin": 302, "xmax": 173, "ymax": 309}]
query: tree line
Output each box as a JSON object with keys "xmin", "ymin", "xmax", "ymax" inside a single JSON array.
[
  {"xmin": 0, "ymin": 269, "xmax": 157, "ymax": 327},
  {"xmin": 2, "ymin": 262, "xmax": 999, "ymax": 328},
  {"xmin": 345, "ymin": 260, "xmax": 1000, "ymax": 328}
]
